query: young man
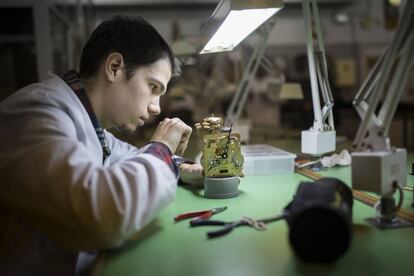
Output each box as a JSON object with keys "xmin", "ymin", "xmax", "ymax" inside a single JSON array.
[{"xmin": 0, "ymin": 15, "xmax": 201, "ymax": 275}]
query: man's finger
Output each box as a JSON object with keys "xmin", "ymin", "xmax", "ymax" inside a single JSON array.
[{"xmin": 176, "ymin": 141, "xmax": 188, "ymax": 156}]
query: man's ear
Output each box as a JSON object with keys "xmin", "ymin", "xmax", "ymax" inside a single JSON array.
[{"xmin": 104, "ymin": 52, "xmax": 124, "ymax": 82}]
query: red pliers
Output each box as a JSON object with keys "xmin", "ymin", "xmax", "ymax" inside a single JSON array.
[{"xmin": 174, "ymin": 206, "xmax": 228, "ymax": 222}]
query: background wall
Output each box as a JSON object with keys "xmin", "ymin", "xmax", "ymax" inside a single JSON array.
[{"xmin": 1, "ymin": 0, "xmax": 413, "ymax": 150}]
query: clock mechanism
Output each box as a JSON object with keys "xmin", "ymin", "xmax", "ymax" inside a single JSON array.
[{"xmin": 195, "ymin": 116, "xmax": 244, "ymax": 178}]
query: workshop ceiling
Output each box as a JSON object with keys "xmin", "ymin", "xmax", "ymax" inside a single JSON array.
[
  {"xmin": 92, "ymin": 0, "xmax": 355, "ymax": 6},
  {"xmin": 92, "ymin": 0, "xmax": 219, "ymax": 5}
]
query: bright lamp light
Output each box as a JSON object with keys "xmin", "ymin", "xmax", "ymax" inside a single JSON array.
[{"xmin": 199, "ymin": 0, "xmax": 283, "ymax": 54}]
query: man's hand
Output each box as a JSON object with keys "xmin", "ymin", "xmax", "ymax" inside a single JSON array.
[
  {"xmin": 179, "ymin": 163, "xmax": 204, "ymax": 187},
  {"xmin": 178, "ymin": 163, "xmax": 244, "ymax": 187},
  {"xmin": 150, "ymin": 118, "xmax": 192, "ymax": 155},
  {"xmin": 180, "ymin": 163, "xmax": 203, "ymax": 176}
]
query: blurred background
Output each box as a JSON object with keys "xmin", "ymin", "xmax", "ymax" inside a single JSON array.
[{"xmin": 1, "ymin": 0, "xmax": 413, "ymax": 154}]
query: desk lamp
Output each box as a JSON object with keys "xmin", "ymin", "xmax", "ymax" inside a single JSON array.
[
  {"xmin": 194, "ymin": 0, "xmax": 283, "ymax": 197},
  {"xmin": 198, "ymin": 0, "xmax": 283, "ymax": 55},
  {"xmin": 351, "ymin": 0, "xmax": 414, "ymax": 228},
  {"xmin": 173, "ymin": 0, "xmax": 283, "ymax": 136},
  {"xmin": 300, "ymin": 0, "xmax": 336, "ymax": 158},
  {"xmin": 198, "ymin": 0, "xmax": 283, "ymax": 133}
]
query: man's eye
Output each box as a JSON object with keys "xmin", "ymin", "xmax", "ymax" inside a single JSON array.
[{"xmin": 150, "ymin": 84, "xmax": 159, "ymax": 92}]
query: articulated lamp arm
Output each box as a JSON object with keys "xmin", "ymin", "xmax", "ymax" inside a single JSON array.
[
  {"xmin": 301, "ymin": 0, "xmax": 336, "ymax": 156},
  {"xmin": 303, "ymin": 0, "xmax": 335, "ymax": 132},
  {"xmin": 353, "ymin": 0, "xmax": 414, "ymax": 152},
  {"xmin": 225, "ymin": 19, "xmax": 276, "ymax": 125}
]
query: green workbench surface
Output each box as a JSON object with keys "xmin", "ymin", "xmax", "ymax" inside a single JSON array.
[{"xmin": 94, "ymin": 156, "xmax": 414, "ymax": 276}]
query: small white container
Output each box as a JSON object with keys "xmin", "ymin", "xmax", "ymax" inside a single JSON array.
[{"xmin": 241, "ymin": 144, "xmax": 297, "ymax": 176}]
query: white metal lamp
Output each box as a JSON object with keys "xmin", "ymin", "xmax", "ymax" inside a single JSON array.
[
  {"xmin": 195, "ymin": 0, "xmax": 284, "ymax": 143},
  {"xmin": 198, "ymin": 0, "xmax": 284, "ymax": 54},
  {"xmin": 300, "ymin": 0, "xmax": 336, "ymax": 158},
  {"xmin": 351, "ymin": 0, "xmax": 414, "ymax": 228}
]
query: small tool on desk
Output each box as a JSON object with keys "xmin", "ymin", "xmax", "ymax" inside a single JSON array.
[
  {"xmin": 190, "ymin": 213, "xmax": 286, "ymax": 238},
  {"xmin": 174, "ymin": 206, "xmax": 228, "ymax": 222}
]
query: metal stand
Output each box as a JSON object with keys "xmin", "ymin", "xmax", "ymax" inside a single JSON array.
[
  {"xmin": 204, "ymin": 176, "xmax": 240, "ymax": 199},
  {"xmin": 365, "ymin": 195, "xmax": 413, "ymax": 229}
]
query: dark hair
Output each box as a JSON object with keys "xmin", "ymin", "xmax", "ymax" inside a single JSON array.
[{"xmin": 79, "ymin": 15, "xmax": 181, "ymax": 80}]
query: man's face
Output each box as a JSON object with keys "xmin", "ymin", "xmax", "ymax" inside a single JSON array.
[{"xmin": 105, "ymin": 58, "xmax": 172, "ymax": 134}]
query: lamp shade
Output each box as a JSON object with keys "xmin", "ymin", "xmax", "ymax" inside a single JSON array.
[{"xmin": 199, "ymin": 0, "xmax": 283, "ymax": 54}]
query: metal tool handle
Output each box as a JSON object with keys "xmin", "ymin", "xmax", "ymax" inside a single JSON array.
[
  {"xmin": 174, "ymin": 211, "xmax": 211, "ymax": 222},
  {"xmin": 190, "ymin": 219, "xmax": 225, "ymax": 227},
  {"xmin": 206, "ymin": 222, "xmax": 239, "ymax": 238}
]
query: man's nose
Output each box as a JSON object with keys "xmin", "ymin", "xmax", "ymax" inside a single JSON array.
[{"xmin": 148, "ymin": 102, "xmax": 161, "ymax": 115}]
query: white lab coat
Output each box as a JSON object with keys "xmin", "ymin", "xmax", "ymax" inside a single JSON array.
[{"xmin": 0, "ymin": 73, "xmax": 178, "ymax": 275}]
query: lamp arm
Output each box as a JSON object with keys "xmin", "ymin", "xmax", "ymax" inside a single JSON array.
[
  {"xmin": 353, "ymin": 0, "xmax": 414, "ymax": 151},
  {"xmin": 352, "ymin": 48, "xmax": 386, "ymax": 119},
  {"xmin": 315, "ymin": 52, "xmax": 334, "ymax": 125},
  {"xmin": 380, "ymin": 27, "xmax": 414, "ymax": 134},
  {"xmin": 352, "ymin": 45, "xmax": 405, "ymax": 119},
  {"xmin": 225, "ymin": 19, "xmax": 276, "ymax": 125},
  {"xmin": 303, "ymin": 0, "xmax": 335, "ymax": 132}
]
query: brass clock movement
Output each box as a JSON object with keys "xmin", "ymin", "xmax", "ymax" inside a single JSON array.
[{"xmin": 195, "ymin": 116, "xmax": 244, "ymax": 178}]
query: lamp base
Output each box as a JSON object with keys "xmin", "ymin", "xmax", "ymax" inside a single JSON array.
[
  {"xmin": 364, "ymin": 195, "xmax": 413, "ymax": 229},
  {"xmin": 204, "ymin": 176, "xmax": 239, "ymax": 199},
  {"xmin": 351, "ymin": 148, "xmax": 406, "ymax": 195},
  {"xmin": 301, "ymin": 130, "xmax": 336, "ymax": 156},
  {"xmin": 364, "ymin": 217, "xmax": 413, "ymax": 229}
]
